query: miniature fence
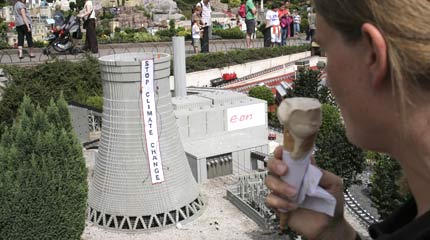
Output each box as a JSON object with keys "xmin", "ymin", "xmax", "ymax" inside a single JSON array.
[{"xmin": 0, "ymin": 38, "xmax": 308, "ymax": 65}]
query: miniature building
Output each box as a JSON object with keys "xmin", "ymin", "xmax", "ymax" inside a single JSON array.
[
  {"xmin": 31, "ymin": 19, "xmax": 49, "ymax": 41},
  {"xmin": 275, "ymin": 81, "xmax": 292, "ymax": 105},
  {"xmin": 172, "ymin": 90, "xmax": 269, "ymax": 183},
  {"xmin": 87, "ymin": 53, "xmax": 205, "ymax": 231},
  {"xmin": 295, "ymin": 59, "xmax": 310, "ymax": 71},
  {"xmin": 1, "ymin": 6, "xmax": 14, "ymax": 22}
]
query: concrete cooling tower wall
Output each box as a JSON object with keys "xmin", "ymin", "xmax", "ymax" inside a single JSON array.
[{"xmin": 87, "ymin": 52, "xmax": 205, "ymax": 231}]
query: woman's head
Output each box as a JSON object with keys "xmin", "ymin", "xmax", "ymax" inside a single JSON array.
[
  {"xmin": 314, "ymin": 0, "xmax": 430, "ymax": 107},
  {"xmin": 312, "ymin": 0, "xmax": 430, "ymax": 151}
]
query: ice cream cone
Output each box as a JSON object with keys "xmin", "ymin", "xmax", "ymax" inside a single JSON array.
[
  {"xmin": 279, "ymin": 212, "xmax": 288, "ymax": 232},
  {"xmin": 277, "ymin": 97, "xmax": 322, "ymax": 230}
]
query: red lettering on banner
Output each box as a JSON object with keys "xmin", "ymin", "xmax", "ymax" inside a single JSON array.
[{"xmin": 230, "ymin": 113, "xmax": 253, "ymax": 123}]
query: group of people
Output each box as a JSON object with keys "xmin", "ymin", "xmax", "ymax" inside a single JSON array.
[
  {"xmin": 13, "ymin": 0, "xmax": 98, "ymax": 58},
  {"xmin": 265, "ymin": 0, "xmax": 430, "ymax": 239},
  {"xmin": 191, "ymin": 0, "xmax": 212, "ymax": 54},
  {"xmin": 240, "ymin": 0, "xmax": 314, "ymax": 48},
  {"xmin": 265, "ymin": 1, "xmax": 302, "ymax": 47}
]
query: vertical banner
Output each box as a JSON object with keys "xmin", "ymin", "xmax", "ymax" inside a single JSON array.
[{"xmin": 141, "ymin": 59, "xmax": 165, "ymax": 184}]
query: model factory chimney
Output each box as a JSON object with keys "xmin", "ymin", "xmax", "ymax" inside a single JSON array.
[{"xmin": 87, "ymin": 53, "xmax": 205, "ymax": 231}]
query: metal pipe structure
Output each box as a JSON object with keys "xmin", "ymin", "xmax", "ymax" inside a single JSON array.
[{"xmin": 172, "ymin": 37, "xmax": 187, "ymax": 98}]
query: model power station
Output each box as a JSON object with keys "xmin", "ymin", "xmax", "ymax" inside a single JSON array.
[{"xmin": 87, "ymin": 53, "xmax": 205, "ymax": 231}]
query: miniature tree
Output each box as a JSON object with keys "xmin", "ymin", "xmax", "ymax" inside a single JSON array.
[
  {"xmin": 315, "ymin": 104, "xmax": 365, "ymax": 189},
  {"xmin": 286, "ymin": 68, "xmax": 365, "ymax": 188},
  {"xmin": 369, "ymin": 153, "xmax": 410, "ymax": 219},
  {"xmin": 0, "ymin": 96, "xmax": 88, "ymax": 240},
  {"xmin": 248, "ymin": 85, "xmax": 275, "ymax": 105}
]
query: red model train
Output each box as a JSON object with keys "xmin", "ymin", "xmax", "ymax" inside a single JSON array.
[{"xmin": 210, "ymin": 72, "xmax": 238, "ymax": 87}]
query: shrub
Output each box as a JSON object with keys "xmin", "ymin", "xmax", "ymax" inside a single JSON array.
[
  {"xmin": 156, "ymin": 29, "xmax": 174, "ymax": 38},
  {"xmin": 315, "ymin": 104, "xmax": 366, "ymax": 189},
  {"xmin": 228, "ymin": 0, "xmax": 241, "ymax": 8},
  {"xmin": 369, "ymin": 153, "xmax": 410, "ymax": 219},
  {"xmin": 177, "ymin": 30, "xmax": 191, "ymax": 40},
  {"xmin": 256, "ymin": 31, "xmax": 264, "ymax": 39},
  {"xmin": 0, "ymin": 55, "xmax": 102, "ymax": 125},
  {"xmin": 0, "ymin": 95, "xmax": 88, "ymax": 240},
  {"xmin": 86, "ymin": 95, "xmax": 103, "ymax": 110},
  {"xmin": 300, "ymin": 17, "xmax": 309, "ymax": 32},
  {"xmin": 248, "ymin": 85, "xmax": 275, "ymax": 105},
  {"xmin": 32, "ymin": 40, "xmax": 47, "ymax": 48},
  {"xmin": 124, "ymin": 27, "xmax": 135, "ymax": 34},
  {"xmin": 213, "ymin": 27, "xmax": 245, "ymax": 39},
  {"xmin": 186, "ymin": 44, "xmax": 310, "ymax": 73},
  {"xmin": 0, "ymin": 40, "xmax": 9, "ymax": 49}
]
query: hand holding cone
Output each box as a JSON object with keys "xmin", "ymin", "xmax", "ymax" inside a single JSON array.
[{"xmin": 277, "ymin": 97, "xmax": 322, "ymax": 231}]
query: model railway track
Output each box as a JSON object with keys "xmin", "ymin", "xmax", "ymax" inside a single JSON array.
[
  {"xmin": 344, "ymin": 189, "xmax": 379, "ymax": 227},
  {"xmin": 216, "ymin": 56, "xmax": 314, "ymax": 88}
]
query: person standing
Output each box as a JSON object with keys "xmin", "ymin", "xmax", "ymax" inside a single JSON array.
[
  {"xmin": 79, "ymin": 0, "xmax": 98, "ymax": 53},
  {"xmin": 278, "ymin": 2, "xmax": 289, "ymax": 46},
  {"xmin": 192, "ymin": 17, "xmax": 202, "ymax": 54},
  {"xmin": 191, "ymin": 5, "xmax": 202, "ymax": 47},
  {"xmin": 293, "ymin": 9, "xmax": 301, "ymax": 34},
  {"xmin": 14, "ymin": 0, "xmax": 34, "ymax": 59},
  {"xmin": 53, "ymin": 5, "xmax": 65, "ymax": 29},
  {"xmin": 197, "ymin": 0, "xmax": 211, "ymax": 53},
  {"xmin": 266, "ymin": 3, "xmax": 281, "ymax": 47},
  {"xmin": 307, "ymin": 8, "xmax": 316, "ymax": 42},
  {"xmin": 245, "ymin": 0, "xmax": 257, "ymax": 48}
]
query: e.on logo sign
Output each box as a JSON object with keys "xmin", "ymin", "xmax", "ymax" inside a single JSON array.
[{"xmin": 226, "ymin": 103, "xmax": 266, "ymax": 131}]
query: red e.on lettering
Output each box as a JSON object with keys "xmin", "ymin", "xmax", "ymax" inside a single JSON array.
[{"xmin": 230, "ymin": 113, "xmax": 253, "ymax": 123}]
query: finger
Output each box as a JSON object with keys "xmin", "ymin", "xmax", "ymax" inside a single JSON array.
[
  {"xmin": 267, "ymin": 157, "xmax": 288, "ymax": 176},
  {"xmin": 266, "ymin": 192, "xmax": 298, "ymax": 210},
  {"xmin": 318, "ymin": 169, "xmax": 343, "ymax": 191},
  {"xmin": 274, "ymin": 145, "xmax": 283, "ymax": 159},
  {"xmin": 265, "ymin": 175, "xmax": 297, "ymax": 199},
  {"xmin": 310, "ymin": 155, "xmax": 316, "ymax": 165}
]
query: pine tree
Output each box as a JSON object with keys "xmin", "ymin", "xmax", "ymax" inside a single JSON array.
[
  {"xmin": 286, "ymin": 68, "xmax": 321, "ymax": 99},
  {"xmin": 0, "ymin": 96, "xmax": 87, "ymax": 240},
  {"xmin": 369, "ymin": 153, "xmax": 410, "ymax": 219},
  {"xmin": 315, "ymin": 104, "xmax": 365, "ymax": 188},
  {"xmin": 285, "ymin": 68, "xmax": 366, "ymax": 189}
]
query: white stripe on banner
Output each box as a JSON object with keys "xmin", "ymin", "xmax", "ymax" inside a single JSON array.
[{"xmin": 141, "ymin": 59, "xmax": 165, "ymax": 184}]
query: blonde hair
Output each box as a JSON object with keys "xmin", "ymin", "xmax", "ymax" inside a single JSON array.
[{"xmin": 313, "ymin": 0, "xmax": 430, "ymax": 108}]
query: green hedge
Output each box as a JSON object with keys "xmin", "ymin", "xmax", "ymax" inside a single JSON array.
[
  {"xmin": 213, "ymin": 27, "xmax": 245, "ymax": 39},
  {"xmin": 186, "ymin": 44, "xmax": 310, "ymax": 73},
  {"xmin": 0, "ymin": 55, "xmax": 102, "ymax": 125},
  {"xmin": 0, "ymin": 95, "xmax": 88, "ymax": 240}
]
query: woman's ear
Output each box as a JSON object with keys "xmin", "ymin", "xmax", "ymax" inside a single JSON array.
[{"xmin": 361, "ymin": 23, "xmax": 388, "ymax": 89}]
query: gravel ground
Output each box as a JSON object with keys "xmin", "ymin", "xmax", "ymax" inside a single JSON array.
[
  {"xmin": 348, "ymin": 172, "xmax": 380, "ymax": 221},
  {"xmin": 82, "ymin": 173, "xmax": 369, "ymax": 240},
  {"xmin": 82, "ymin": 176, "xmax": 285, "ymax": 240}
]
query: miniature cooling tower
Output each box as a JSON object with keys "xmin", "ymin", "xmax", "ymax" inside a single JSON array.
[{"xmin": 87, "ymin": 53, "xmax": 205, "ymax": 231}]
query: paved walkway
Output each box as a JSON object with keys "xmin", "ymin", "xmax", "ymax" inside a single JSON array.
[{"xmin": 0, "ymin": 38, "xmax": 308, "ymax": 65}]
